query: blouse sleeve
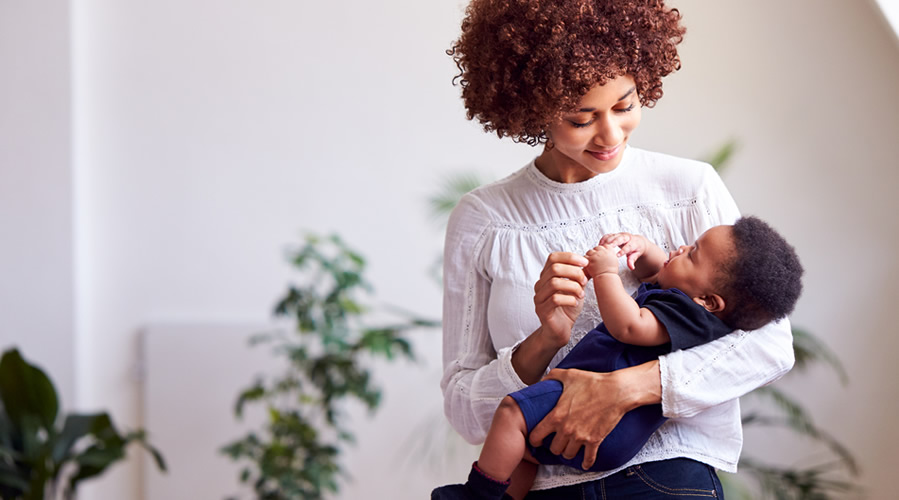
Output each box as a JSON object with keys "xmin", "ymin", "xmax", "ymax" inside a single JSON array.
[
  {"xmin": 657, "ymin": 165, "xmax": 795, "ymax": 418},
  {"xmin": 439, "ymin": 195, "xmax": 530, "ymax": 444}
]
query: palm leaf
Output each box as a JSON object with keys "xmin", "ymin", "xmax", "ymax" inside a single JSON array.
[
  {"xmin": 429, "ymin": 172, "xmax": 487, "ymax": 222},
  {"xmin": 738, "ymin": 457, "xmax": 861, "ymax": 500},
  {"xmin": 702, "ymin": 139, "xmax": 739, "ymax": 173},
  {"xmin": 744, "ymin": 386, "xmax": 815, "ymax": 433},
  {"xmin": 740, "ymin": 414, "xmax": 858, "ymax": 476},
  {"xmin": 791, "ymin": 328, "xmax": 848, "ymax": 385}
]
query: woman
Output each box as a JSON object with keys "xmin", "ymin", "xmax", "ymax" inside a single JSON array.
[{"xmin": 441, "ymin": 0, "xmax": 794, "ymax": 498}]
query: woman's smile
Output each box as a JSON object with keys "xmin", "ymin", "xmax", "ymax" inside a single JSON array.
[{"xmin": 586, "ymin": 144, "xmax": 622, "ymax": 161}]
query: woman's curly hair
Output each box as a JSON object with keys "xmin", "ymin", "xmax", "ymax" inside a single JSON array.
[{"xmin": 449, "ymin": 0, "xmax": 686, "ymax": 145}]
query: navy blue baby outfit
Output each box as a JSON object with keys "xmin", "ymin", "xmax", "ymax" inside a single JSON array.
[{"xmin": 509, "ymin": 283, "xmax": 732, "ymax": 472}]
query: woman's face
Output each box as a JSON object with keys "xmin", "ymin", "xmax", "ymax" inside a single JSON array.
[{"xmin": 537, "ymin": 75, "xmax": 642, "ymax": 183}]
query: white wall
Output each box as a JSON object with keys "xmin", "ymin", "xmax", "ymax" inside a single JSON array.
[
  {"xmin": 0, "ymin": 2, "xmax": 75, "ymax": 404},
  {"xmin": 71, "ymin": 1, "xmax": 528, "ymax": 497},
  {"xmin": 0, "ymin": 0, "xmax": 895, "ymax": 498}
]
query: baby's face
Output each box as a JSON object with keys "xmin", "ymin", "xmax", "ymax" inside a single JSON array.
[{"xmin": 656, "ymin": 225, "xmax": 735, "ymax": 299}]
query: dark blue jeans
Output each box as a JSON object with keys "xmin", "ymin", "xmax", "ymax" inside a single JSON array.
[{"xmin": 524, "ymin": 458, "xmax": 724, "ymax": 499}]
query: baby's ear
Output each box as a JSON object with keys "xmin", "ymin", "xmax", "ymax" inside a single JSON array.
[{"xmin": 692, "ymin": 294, "xmax": 725, "ymax": 314}]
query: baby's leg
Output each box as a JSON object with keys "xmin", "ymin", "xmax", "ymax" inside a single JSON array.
[
  {"xmin": 505, "ymin": 456, "xmax": 538, "ymax": 500},
  {"xmin": 477, "ymin": 395, "xmax": 530, "ymax": 482}
]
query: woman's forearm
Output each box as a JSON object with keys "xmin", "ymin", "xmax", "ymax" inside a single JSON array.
[
  {"xmin": 617, "ymin": 359, "xmax": 663, "ymax": 409},
  {"xmin": 511, "ymin": 326, "xmax": 564, "ymax": 385}
]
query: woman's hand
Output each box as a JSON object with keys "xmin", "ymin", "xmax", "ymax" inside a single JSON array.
[
  {"xmin": 528, "ymin": 362, "xmax": 662, "ymax": 470},
  {"xmin": 512, "ymin": 252, "xmax": 590, "ymax": 386},
  {"xmin": 532, "ymin": 252, "xmax": 589, "ymax": 349}
]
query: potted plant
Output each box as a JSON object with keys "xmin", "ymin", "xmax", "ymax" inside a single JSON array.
[
  {"xmin": 222, "ymin": 233, "xmax": 437, "ymax": 499},
  {"xmin": 0, "ymin": 348, "xmax": 165, "ymax": 500}
]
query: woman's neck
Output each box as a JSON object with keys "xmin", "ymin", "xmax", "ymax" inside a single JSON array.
[{"xmin": 534, "ymin": 146, "xmax": 623, "ymax": 184}]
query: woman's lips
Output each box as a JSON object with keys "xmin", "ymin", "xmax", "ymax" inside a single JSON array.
[{"xmin": 587, "ymin": 145, "xmax": 621, "ymax": 161}]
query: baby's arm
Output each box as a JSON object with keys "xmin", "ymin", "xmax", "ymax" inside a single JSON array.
[
  {"xmin": 598, "ymin": 233, "xmax": 668, "ymax": 283},
  {"xmin": 584, "ymin": 244, "xmax": 670, "ymax": 346}
]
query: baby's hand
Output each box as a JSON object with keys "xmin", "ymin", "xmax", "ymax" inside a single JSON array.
[
  {"xmin": 584, "ymin": 244, "xmax": 620, "ymax": 278},
  {"xmin": 599, "ymin": 233, "xmax": 650, "ymax": 270}
]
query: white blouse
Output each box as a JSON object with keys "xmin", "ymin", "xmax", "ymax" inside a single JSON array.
[{"xmin": 440, "ymin": 146, "xmax": 794, "ymax": 490}]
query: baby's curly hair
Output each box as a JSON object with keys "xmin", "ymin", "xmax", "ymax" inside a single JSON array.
[
  {"xmin": 449, "ymin": 0, "xmax": 686, "ymax": 145},
  {"xmin": 718, "ymin": 217, "xmax": 804, "ymax": 331}
]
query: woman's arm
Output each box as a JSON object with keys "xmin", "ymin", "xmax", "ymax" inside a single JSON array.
[
  {"xmin": 441, "ymin": 196, "xmax": 590, "ymax": 442},
  {"xmin": 511, "ymin": 251, "xmax": 591, "ymax": 384},
  {"xmin": 441, "ymin": 196, "xmax": 529, "ymax": 443},
  {"xmin": 659, "ymin": 318, "xmax": 793, "ymax": 418}
]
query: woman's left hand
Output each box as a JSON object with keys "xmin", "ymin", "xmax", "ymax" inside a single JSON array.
[{"xmin": 528, "ymin": 362, "xmax": 662, "ymax": 470}]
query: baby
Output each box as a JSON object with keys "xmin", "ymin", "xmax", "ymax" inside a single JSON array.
[{"xmin": 432, "ymin": 216, "xmax": 804, "ymax": 500}]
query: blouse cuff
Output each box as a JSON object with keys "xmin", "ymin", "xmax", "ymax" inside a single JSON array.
[
  {"xmin": 496, "ymin": 340, "xmax": 530, "ymax": 393},
  {"xmin": 658, "ymin": 354, "xmax": 679, "ymax": 418}
]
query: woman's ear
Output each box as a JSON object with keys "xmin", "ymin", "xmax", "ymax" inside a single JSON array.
[{"xmin": 692, "ymin": 293, "xmax": 725, "ymax": 314}]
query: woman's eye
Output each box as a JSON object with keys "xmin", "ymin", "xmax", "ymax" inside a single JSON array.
[
  {"xmin": 570, "ymin": 120, "xmax": 593, "ymax": 128},
  {"xmin": 616, "ymin": 104, "xmax": 635, "ymax": 113}
]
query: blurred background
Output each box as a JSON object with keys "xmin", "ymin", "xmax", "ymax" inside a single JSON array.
[{"xmin": 2, "ymin": 0, "xmax": 898, "ymax": 498}]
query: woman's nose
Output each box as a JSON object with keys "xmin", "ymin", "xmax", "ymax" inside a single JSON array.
[{"xmin": 593, "ymin": 115, "xmax": 624, "ymax": 147}]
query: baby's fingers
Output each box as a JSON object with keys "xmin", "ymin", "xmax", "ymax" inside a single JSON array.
[
  {"xmin": 599, "ymin": 233, "xmax": 630, "ymax": 246},
  {"xmin": 599, "ymin": 234, "xmax": 631, "ymax": 256},
  {"xmin": 627, "ymin": 251, "xmax": 641, "ymax": 270}
]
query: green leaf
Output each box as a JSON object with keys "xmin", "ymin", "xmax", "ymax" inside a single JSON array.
[
  {"xmin": 429, "ymin": 172, "xmax": 487, "ymax": 222},
  {"xmin": 0, "ymin": 348, "xmax": 59, "ymax": 431},
  {"xmin": 64, "ymin": 413, "xmax": 166, "ymax": 496},
  {"xmin": 0, "ymin": 412, "xmax": 11, "ymax": 448},
  {"xmin": 17, "ymin": 414, "xmax": 45, "ymax": 462},
  {"xmin": 235, "ymin": 383, "xmax": 267, "ymax": 418},
  {"xmin": 744, "ymin": 386, "xmax": 815, "ymax": 434},
  {"xmin": 123, "ymin": 431, "xmax": 167, "ymax": 472},
  {"xmin": 0, "ymin": 443, "xmax": 21, "ymax": 463},
  {"xmin": 75, "ymin": 445, "xmax": 125, "ymax": 468},
  {"xmin": 702, "ymin": 139, "xmax": 738, "ymax": 173},
  {"xmin": 0, "ymin": 466, "xmax": 30, "ymax": 492},
  {"xmin": 52, "ymin": 413, "xmax": 120, "ymax": 465}
]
